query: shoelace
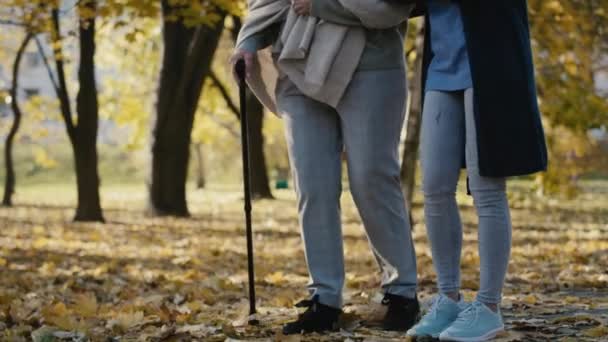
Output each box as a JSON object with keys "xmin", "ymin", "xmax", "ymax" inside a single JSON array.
[
  {"xmin": 426, "ymin": 295, "xmax": 444, "ymax": 320},
  {"xmin": 295, "ymin": 298, "xmax": 316, "ymax": 308},
  {"xmin": 381, "ymin": 295, "xmax": 413, "ymax": 307},
  {"xmin": 294, "ymin": 296, "xmax": 319, "ymax": 319},
  {"xmin": 453, "ymin": 301, "xmax": 482, "ymax": 327}
]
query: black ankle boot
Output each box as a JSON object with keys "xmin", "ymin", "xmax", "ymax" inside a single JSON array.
[
  {"xmin": 282, "ymin": 295, "xmax": 342, "ymax": 335},
  {"xmin": 381, "ymin": 293, "xmax": 420, "ymax": 332}
]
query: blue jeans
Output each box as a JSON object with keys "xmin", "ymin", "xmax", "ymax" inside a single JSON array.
[
  {"xmin": 276, "ymin": 70, "xmax": 418, "ymax": 308},
  {"xmin": 420, "ymin": 89, "xmax": 512, "ymax": 304}
]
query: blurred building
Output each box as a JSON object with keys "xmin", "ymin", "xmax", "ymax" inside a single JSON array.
[
  {"xmin": 0, "ymin": 37, "xmax": 129, "ymax": 145},
  {"xmin": 592, "ymin": 57, "xmax": 608, "ymax": 144},
  {"xmin": 0, "ymin": 45, "xmax": 57, "ymax": 113}
]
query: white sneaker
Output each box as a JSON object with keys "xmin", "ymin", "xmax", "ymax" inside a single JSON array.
[{"xmin": 439, "ymin": 301, "xmax": 504, "ymax": 341}]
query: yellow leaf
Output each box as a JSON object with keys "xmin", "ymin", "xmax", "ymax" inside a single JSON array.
[
  {"xmin": 42, "ymin": 302, "xmax": 82, "ymax": 331},
  {"xmin": 264, "ymin": 271, "xmax": 288, "ymax": 286},
  {"xmin": 109, "ymin": 311, "xmax": 145, "ymax": 330},
  {"xmin": 584, "ymin": 325, "xmax": 608, "ymax": 338},
  {"xmin": 523, "ymin": 294, "xmax": 538, "ymax": 305},
  {"xmin": 72, "ymin": 293, "xmax": 98, "ymax": 318},
  {"xmin": 176, "ymin": 313, "xmax": 190, "ymax": 324},
  {"xmin": 38, "ymin": 262, "xmax": 56, "ymax": 275},
  {"xmin": 186, "ymin": 300, "xmax": 204, "ymax": 313},
  {"xmin": 48, "ymin": 315, "xmax": 82, "ymax": 331},
  {"xmin": 42, "ymin": 302, "xmax": 70, "ymax": 318},
  {"xmin": 198, "ymin": 287, "xmax": 218, "ymax": 305}
]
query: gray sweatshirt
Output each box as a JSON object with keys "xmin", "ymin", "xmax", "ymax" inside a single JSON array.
[{"xmin": 239, "ymin": 0, "xmax": 405, "ymax": 71}]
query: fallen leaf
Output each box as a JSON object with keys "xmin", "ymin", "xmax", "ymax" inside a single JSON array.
[
  {"xmin": 107, "ymin": 311, "xmax": 144, "ymax": 331},
  {"xmin": 175, "ymin": 323, "xmax": 219, "ymax": 337},
  {"xmin": 584, "ymin": 325, "xmax": 608, "ymax": 338},
  {"xmin": 41, "ymin": 302, "xmax": 84, "ymax": 331},
  {"xmin": 72, "ymin": 293, "xmax": 98, "ymax": 318},
  {"xmin": 264, "ymin": 272, "xmax": 288, "ymax": 286},
  {"xmin": 523, "ymin": 294, "xmax": 538, "ymax": 305}
]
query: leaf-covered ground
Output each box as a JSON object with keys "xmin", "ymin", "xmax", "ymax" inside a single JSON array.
[{"xmin": 0, "ymin": 181, "xmax": 607, "ymax": 341}]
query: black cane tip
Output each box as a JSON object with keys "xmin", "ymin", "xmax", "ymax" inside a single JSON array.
[
  {"xmin": 248, "ymin": 318, "xmax": 260, "ymax": 326},
  {"xmin": 235, "ymin": 59, "xmax": 247, "ymax": 81}
]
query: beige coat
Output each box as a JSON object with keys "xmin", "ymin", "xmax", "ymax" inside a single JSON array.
[{"xmin": 236, "ymin": 0, "xmax": 413, "ymax": 114}]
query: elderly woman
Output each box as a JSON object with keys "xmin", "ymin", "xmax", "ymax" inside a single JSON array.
[
  {"xmin": 406, "ymin": 0, "xmax": 548, "ymax": 341},
  {"xmin": 232, "ymin": 0, "xmax": 419, "ymax": 335}
]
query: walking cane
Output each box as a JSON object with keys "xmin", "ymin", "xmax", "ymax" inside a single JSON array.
[{"xmin": 235, "ymin": 59, "xmax": 259, "ymax": 325}]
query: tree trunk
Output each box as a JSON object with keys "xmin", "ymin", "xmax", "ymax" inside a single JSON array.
[
  {"xmin": 73, "ymin": 1, "xmax": 103, "ymax": 222},
  {"xmin": 3, "ymin": 33, "xmax": 32, "ymax": 206},
  {"xmin": 49, "ymin": 4, "xmax": 103, "ymax": 222},
  {"xmin": 246, "ymin": 89, "xmax": 273, "ymax": 199},
  {"xmin": 193, "ymin": 143, "xmax": 206, "ymax": 189},
  {"xmin": 149, "ymin": 1, "xmax": 225, "ymax": 216},
  {"xmin": 400, "ymin": 21, "xmax": 426, "ymax": 210}
]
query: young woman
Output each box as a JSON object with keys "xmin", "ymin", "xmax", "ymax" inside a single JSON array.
[
  {"xmin": 406, "ymin": 0, "xmax": 547, "ymax": 341},
  {"xmin": 232, "ymin": 0, "xmax": 420, "ymax": 335}
]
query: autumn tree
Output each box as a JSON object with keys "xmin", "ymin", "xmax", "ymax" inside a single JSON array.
[
  {"xmin": 0, "ymin": 1, "xmax": 56, "ymax": 206},
  {"xmin": 149, "ymin": 1, "xmax": 239, "ymax": 216},
  {"xmin": 48, "ymin": 1, "xmax": 104, "ymax": 221},
  {"xmin": 2, "ymin": 32, "xmax": 32, "ymax": 206},
  {"xmin": 528, "ymin": 0, "xmax": 608, "ymax": 195}
]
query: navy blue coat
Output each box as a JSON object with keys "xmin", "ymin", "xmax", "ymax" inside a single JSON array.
[{"xmin": 412, "ymin": 0, "xmax": 548, "ymax": 177}]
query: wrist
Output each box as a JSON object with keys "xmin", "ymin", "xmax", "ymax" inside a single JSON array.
[{"xmin": 238, "ymin": 38, "xmax": 261, "ymax": 53}]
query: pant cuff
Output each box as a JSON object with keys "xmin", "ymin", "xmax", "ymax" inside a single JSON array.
[
  {"xmin": 476, "ymin": 293, "xmax": 501, "ymax": 305},
  {"xmin": 311, "ymin": 291, "xmax": 342, "ymax": 309},
  {"xmin": 438, "ymin": 285, "xmax": 461, "ymax": 296}
]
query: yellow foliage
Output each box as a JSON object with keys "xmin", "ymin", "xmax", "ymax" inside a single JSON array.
[
  {"xmin": 527, "ymin": 0, "xmax": 608, "ymax": 194},
  {"xmin": 32, "ymin": 147, "xmax": 58, "ymax": 169}
]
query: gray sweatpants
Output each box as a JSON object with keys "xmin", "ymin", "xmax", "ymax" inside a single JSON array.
[
  {"xmin": 276, "ymin": 69, "xmax": 418, "ymax": 309},
  {"xmin": 420, "ymin": 89, "xmax": 512, "ymax": 305}
]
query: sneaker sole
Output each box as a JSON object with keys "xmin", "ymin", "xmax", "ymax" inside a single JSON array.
[
  {"xmin": 439, "ymin": 327, "xmax": 504, "ymax": 342},
  {"xmin": 406, "ymin": 331, "xmax": 441, "ymax": 339}
]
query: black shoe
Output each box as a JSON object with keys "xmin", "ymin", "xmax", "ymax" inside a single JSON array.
[
  {"xmin": 381, "ymin": 293, "xmax": 420, "ymax": 332},
  {"xmin": 282, "ymin": 295, "xmax": 342, "ymax": 335}
]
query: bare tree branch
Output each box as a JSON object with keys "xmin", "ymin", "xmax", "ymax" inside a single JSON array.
[
  {"xmin": 51, "ymin": 7, "xmax": 76, "ymax": 140},
  {"xmin": 209, "ymin": 71, "xmax": 240, "ymax": 119},
  {"xmin": 34, "ymin": 35, "xmax": 61, "ymax": 96},
  {"xmin": 202, "ymin": 110, "xmax": 240, "ymax": 138},
  {"xmin": 3, "ymin": 32, "xmax": 33, "ymax": 206},
  {"xmin": 0, "ymin": 19, "xmax": 26, "ymax": 27}
]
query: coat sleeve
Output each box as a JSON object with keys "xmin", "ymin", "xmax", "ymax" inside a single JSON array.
[
  {"xmin": 310, "ymin": 0, "xmax": 362, "ymax": 27},
  {"xmin": 237, "ymin": 22, "xmax": 283, "ymax": 52},
  {"xmin": 338, "ymin": 0, "xmax": 414, "ymax": 29}
]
